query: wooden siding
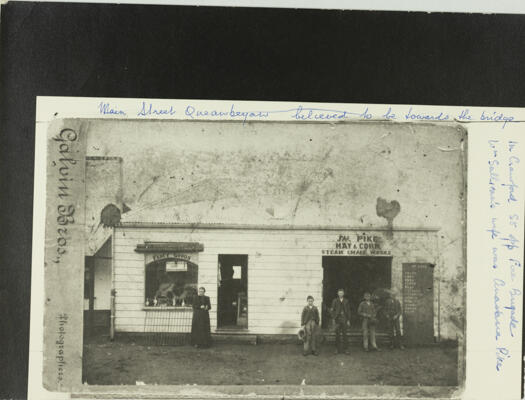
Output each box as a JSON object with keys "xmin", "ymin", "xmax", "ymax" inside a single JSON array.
[{"xmin": 113, "ymin": 226, "xmax": 441, "ymax": 336}]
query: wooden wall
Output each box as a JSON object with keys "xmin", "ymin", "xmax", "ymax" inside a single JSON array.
[{"xmin": 112, "ymin": 226, "xmax": 443, "ymax": 336}]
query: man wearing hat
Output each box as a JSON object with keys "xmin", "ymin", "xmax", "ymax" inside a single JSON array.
[{"xmin": 384, "ymin": 289, "xmax": 405, "ymax": 349}]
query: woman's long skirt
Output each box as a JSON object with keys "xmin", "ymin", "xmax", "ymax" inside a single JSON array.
[{"xmin": 191, "ymin": 309, "xmax": 211, "ymax": 347}]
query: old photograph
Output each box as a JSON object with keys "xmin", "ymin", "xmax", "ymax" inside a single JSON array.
[{"xmin": 44, "ymin": 118, "xmax": 466, "ymax": 395}]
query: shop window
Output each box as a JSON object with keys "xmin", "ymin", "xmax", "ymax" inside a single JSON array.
[{"xmin": 145, "ymin": 259, "xmax": 198, "ymax": 307}]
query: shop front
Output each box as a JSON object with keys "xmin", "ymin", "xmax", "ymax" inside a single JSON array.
[{"xmin": 111, "ymin": 223, "xmax": 441, "ymax": 344}]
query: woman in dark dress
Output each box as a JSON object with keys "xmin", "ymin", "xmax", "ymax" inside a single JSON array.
[{"xmin": 191, "ymin": 287, "xmax": 212, "ymax": 348}]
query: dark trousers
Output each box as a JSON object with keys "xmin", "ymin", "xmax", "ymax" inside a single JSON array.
[
  {"xmin": 334, "ymin": 319, "xmax": 348, "ymax": 351},
  {"xmin": 388, "ymin": 317, "xmax": 403, "ymax": 347}
]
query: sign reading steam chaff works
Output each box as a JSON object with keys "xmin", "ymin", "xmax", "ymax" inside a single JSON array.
[{"xmin": 322, "ymin": 233, "xmax": 391, "ymax": 256}]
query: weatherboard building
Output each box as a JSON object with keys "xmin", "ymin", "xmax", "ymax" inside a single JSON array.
[{"xmin": 83, "ymin": 121, "xmax": 466, "ymax": 345}]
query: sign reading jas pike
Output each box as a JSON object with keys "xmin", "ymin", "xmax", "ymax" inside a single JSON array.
[{"xmin": 322, "ymin": 232, "xmax": 392, "ymax": 256}]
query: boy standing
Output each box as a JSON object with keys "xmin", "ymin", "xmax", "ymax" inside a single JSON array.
[
  {"xmin": 301, "ymin": 295, "xmax": 320, "ymax": 356},
  {"xmin": 330, "ymin": 288, "xmax": 351, "ymax": 354},
  {"xmin": 358, "ymin": 292, "xmax": 380, "ymax": 352}
]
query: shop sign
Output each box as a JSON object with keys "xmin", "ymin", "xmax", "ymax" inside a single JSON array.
[
  {"xmin": 322, "ymin": 233, "xmax": 391, "ymax": 256},
  {"xmin": 145, "ymin": 251, "xmax": 198, "ymax": 265}
]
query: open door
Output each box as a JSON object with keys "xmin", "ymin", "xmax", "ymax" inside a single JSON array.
[
  {"xmin": 217, "ymin": 255, "xmax": 248, "ymax": 329},
  {"xmin": 322, "ymin": 256, "xmax": 392, "ymax": 331}
]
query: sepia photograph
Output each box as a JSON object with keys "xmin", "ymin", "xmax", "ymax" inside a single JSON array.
[
  {"xmin": 41, "ymin": 117, "xmax": 467, "ymax": 397},
  {"xmin": 77, "ymin": 119, "xmax": 466, "ymax": 388}
]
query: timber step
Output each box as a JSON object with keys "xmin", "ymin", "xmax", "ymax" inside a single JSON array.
[{"xmin": 212, "ymin": 331, "xmax": 257, "ymax": 344}]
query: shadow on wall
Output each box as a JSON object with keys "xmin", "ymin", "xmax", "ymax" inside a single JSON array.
[{"xmin": 278, "ymin": 321, "xmax": 299, "ymax": 334}]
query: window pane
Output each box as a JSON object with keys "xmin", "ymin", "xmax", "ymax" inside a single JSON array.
[
  {"xmin": 232, "ymin": 265, "xmax": 241, "ymax": 279},
  {"xmin": 145, "ymin": 260, "xmax": 198, "ymax": 306}
]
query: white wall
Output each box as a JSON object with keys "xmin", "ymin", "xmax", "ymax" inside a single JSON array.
[{"xmin": 113, "ymin": 226, "xmax": 449, "ymax": 337}]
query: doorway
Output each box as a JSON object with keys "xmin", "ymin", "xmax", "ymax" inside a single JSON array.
[
  {"xmin": 217, "ymin": 254, "xmax": 248, "ymax": 329},
  {"xmin": 402, "ymin": 263, "xmax": 434, "ymax": 344},
  {"xmin": 322, "ymin": 256, "xmax": 392, "ymax": 330},
  {"xmin": 83, "ymin": 238, "xmax": 112, "ymax": 337}
]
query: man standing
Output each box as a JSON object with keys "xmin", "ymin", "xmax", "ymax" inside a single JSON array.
[
  {"xmin": 358, "ymin": 292, "xmax": 380, "ymax": 352},
  {"xmin": 384, "ymin": 289, "xmax": 405, "ymax": 349},
  {"xmin": 330, "ymin": 288, "xmax": 351, "ymax": 354}
]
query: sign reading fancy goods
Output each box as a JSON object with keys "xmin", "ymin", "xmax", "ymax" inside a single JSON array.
[
  {"xmin": 322, "ymin": 233, "xmax": 392, "ymax": 256},
  {"xmin": 145, "ymin": 252, "xmax": 198, "ymax": 265}
]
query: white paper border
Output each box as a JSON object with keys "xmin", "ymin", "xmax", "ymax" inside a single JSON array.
[{"xmin": 30, "ymin": 97, "xmax": 525, "ymax": 400}]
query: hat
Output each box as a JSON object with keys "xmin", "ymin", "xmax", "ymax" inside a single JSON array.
[{"xmin": 297, "ymin": 327, "xmax": 306, "ymax": 342}]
